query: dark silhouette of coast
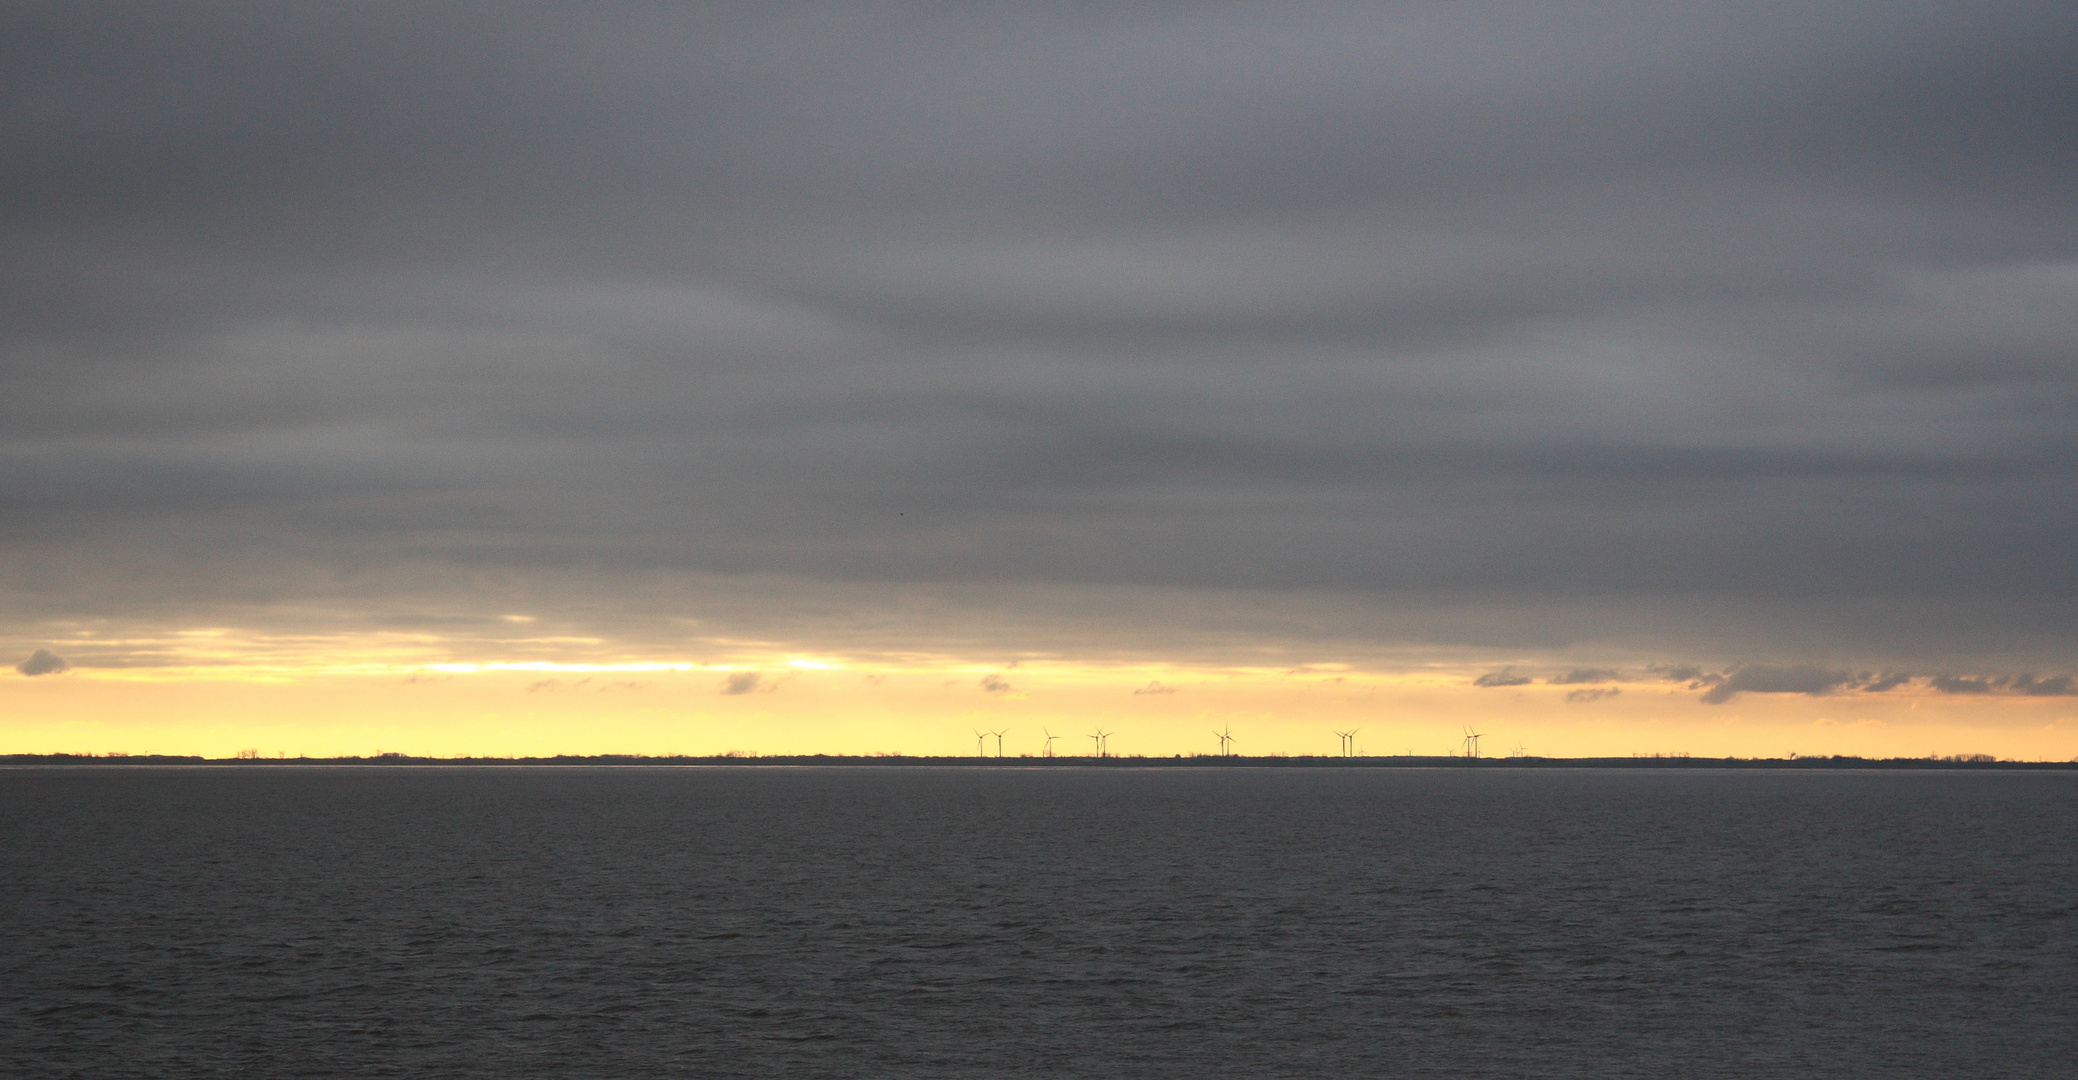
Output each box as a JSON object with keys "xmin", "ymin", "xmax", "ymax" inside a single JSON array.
[{"xmin": 6, "ymin": 753, "xmax": 2073, "ymax": 769}]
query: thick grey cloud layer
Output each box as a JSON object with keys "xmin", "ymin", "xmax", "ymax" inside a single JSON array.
[{"xmin": 3, "ymin": 3, "xmax": 2075, "ymax": 664}]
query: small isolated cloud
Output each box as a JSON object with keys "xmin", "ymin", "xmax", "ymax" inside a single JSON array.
[
  {"xmin": 1700, "ymin": 665, "xmax": 1857, "ymax": 705},
  {"xmin": 980, "ymin": 673, "xmax": 1012, "ymax": 694},
  {"xmin": 15, "ymin": 649, "xmax": 68, "ymax": 676},
  {"xmin": 526, "ymin": 679, "xmax": 560, "ymax": 693},
  {"xmin": 1565, "ymin": 687, "xmax": 1621, "ymax": 704},
  {"xmin": 720, "ymin": 672, "xmax": 764, "ymax": 695},
  {"xmin": 1133, "ymin": 681, "xmax": 1178, "ymax": 695},
  {"xmin": 1473, "ymin": 671, "xmax": 1531, "ymax": 687},
  {"xmin": 1550, "ymin": 668, "xmax": 1619, "ymax": 685}
]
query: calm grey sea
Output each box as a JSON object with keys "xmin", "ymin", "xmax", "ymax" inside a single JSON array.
[{"xmin": 3, "ymin": 767, "xmax": 2073, "ymax": 1078}]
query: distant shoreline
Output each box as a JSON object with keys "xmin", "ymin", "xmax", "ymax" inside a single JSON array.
[{"xmin": 5, "ymin": 754, "xmax": 2074, "ymax": 770}]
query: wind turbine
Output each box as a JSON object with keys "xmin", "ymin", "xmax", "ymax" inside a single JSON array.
[
  {"xmin": 990, "ymin": 729, "xmax": 1007, "ymax": 757},
  {"xmin": 1462, "ymin": 727, "xmax": 1483, "ymax": 759},
  {"xmin": 1042, "ymin": 728, "xmax": 1058, "ymax": 758},
  {"xmin": 974, "ymin": 729, "xmax": 986, "ymax": 758},
  {"xmin": 1090, "ymin": 729, "xmax": 1112, "ymax": 758},
  {"xmin": 1334, "ymin": 729, "xmax": 1359, "ymax": 757},
  {"xmin": 1212, "ymin": 725, "xmax": 1235, "ymax": 756}
]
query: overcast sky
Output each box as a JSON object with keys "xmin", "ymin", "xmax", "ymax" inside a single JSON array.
[{"xmin": 4, "ymin": 2, "xmax": 2076, "ymax": 675}]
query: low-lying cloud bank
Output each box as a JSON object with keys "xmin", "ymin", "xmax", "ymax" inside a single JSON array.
[{"xmin": 1471, "ymin": 665, "xmax": 2078, "ymax": 704}]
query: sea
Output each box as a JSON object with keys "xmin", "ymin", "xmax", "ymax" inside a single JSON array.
[{"xmin": 4, "ymin": 767, "xmax": 2073, "ymax": 1078}]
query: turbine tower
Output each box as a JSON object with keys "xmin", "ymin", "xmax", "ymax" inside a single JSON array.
[
  {"xmin": 1212, "ymin": 724, "xmax": 1235, "ymax": 757},
  {"xmin": 1462, "ymin": 727, "xmax": 1483, "ymax": 759},
  {"xmin": 1090, "ymin": 729, "xmax": 1112, "ymax": 758},
  {"xmin": 990, "ymin": 729, "xmax": 1007, "ymax": 757},
  {"xmin": 974, "ymin": 729, "xmax": 986, "ymax": 757},
  {"xmin": 1042, "ymin": 728, "xmax": 1058, "ymax": 758}
]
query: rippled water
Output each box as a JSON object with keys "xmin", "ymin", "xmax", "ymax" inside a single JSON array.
[{"xmin": 4, "ymin": 767, "xmax": 2074, "ymax": 1078}]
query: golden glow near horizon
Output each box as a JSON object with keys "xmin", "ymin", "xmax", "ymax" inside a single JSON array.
[{"xmin": 6, "ymin": 628, "xmax": 2076, "ymax": 761}]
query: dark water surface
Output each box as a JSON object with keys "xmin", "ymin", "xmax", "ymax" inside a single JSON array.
[{"xmin": 4, "ymin": 767, "xmax": 2073, "ymax": 1078}]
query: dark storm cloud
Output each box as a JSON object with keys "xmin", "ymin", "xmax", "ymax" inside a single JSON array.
[
  {"xmin": 1927, "ymin": 672, "xmax": 2078, "ymax": 696},
  {"xmin": 1929, "ymin": 674, "xmax": 1995, "ymax": 695},
  {"xmin": 3, "ymin": 3, "xmax": 2077, "ymax": 663},
  {"xmin": 15, "ymin": 648, "xmax": 67, "ymax": 676},
  {"xmin": 1699, "ymin": 666, "xmax": 1859, "ymax": 705},
  {"xmin": 2006, "ymin": 674, "xmax": 2077, "ymax": 696}
]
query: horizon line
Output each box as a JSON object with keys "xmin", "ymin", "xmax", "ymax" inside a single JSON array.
[{"xmin": 7, "ymin": 753, "xmax": 2074, "ymax": 770}]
